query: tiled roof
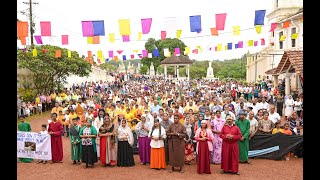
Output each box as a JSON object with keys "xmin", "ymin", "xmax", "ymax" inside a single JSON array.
[{"xmin": 265, "ymin": 50, "xmax": 303, "ymax": 75}]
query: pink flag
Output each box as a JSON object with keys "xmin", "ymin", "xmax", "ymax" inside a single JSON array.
[
  {"xmin": 108, "ymin": 50, "xmax": 114, "ymax": 58},
  {"xmin": 161, "ymin": 31, "xmax": 167, "ymax": 40},
  {"xmin": 117, "ymin": 50, "xmax": 124, "ymax": 55},
  {"xmin": 269, "ymin": 23, "xmax": 278, "ymax": 32},
  {"xmin": 130, "ymin": 54, "xmax": 135, "ymax": 59},
  {"xmin": 215, "ymin": 13, "xmax": 227, "ymax": 30},
  {"xmin": 34, "ymin": 35, "xmax": 43, "ymax": 44},
  {"xmin": 261, "ymin": 38, "xmax": 265, "ymax": 45},
  {"xmin": 142, "ymin": 50, "xmax": 148, "ymax": 57},
  {"xmin": 141, "ymin": 18, "xmax": 152, "ymax": 34},
  {"xmin": 82, "ymin": 21, "xmax": 94, "ymax": 37},
  {"xmin": 61, "ymin": 35, "xmax": 68, "ymax": 45},
  {"xmin": 238, "ymin": 41, "xmax": 243, "ymax": 48},
  {"xmin": 40, "ymin": 21, "xmax": 51, "ymax": 36},
  {"xmin": 174, "ymin": 48, "xmax": 180, "ymax": 55},
  {"xmin": 122, "ymin": 35, "xmax": 130, "ymax": 42},
  {"xmin": 254, "ymin": 41, "xmax": 258, "ymax": 46}
]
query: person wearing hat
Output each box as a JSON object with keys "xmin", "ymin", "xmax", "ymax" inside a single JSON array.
[
  {"xmin": 219, "ymin": 116, "xmax": 242, "ymax": 175},
  {"xmin": 235, "ymin": 110, "xmax": 250, "ymax": 164}
]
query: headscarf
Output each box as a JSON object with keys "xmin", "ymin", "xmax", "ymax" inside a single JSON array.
[
  {"xmin": 150, "ymin": 118, "xmax": 161, "ymax": 138},
  {"xmin": 117, "ymin": 119, "xmax": 134, "ymax": 147},
  {"xmin": 198, "ymin": 114, "xmax": 204, "ymax": 129}
]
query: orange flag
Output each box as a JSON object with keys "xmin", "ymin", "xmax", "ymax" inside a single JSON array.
[
  {"xmin": 88, "ymin": 51, "xmax": 92, "ymax": 58},
  {"xmin": 114, "ymin": 56, "xmax": 119, "ymax": 61},
  {"xmin": 19, "ymin": 37, "xmax": 26, "ymax": 45},
  {"xmin": 17, "ymin": 21, "xmax": 28, "ymax": 38},
  {"xmin": 55, "ymin": 50, "xmax": 61, "ymax": 58},
  {"xmin": 210, "ymin": 28, "xmax": 219, "ymax": 36},
  {"xmin": 85, "ymin": 57, "xmax": 90, "ymax": 62},
  {"xmin": 283, "ymin": 21, "xmax": 290, "ymax": 28},
  {"xmin": 92, "ymin": 36, "xmax": 100, "ymax": 44}
]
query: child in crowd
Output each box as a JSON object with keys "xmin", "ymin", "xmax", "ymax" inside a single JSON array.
[
  {"xmin": 282, "ymin": 123, "xmax": 292, "ymax": 161},
  {"xmin": 37, "ymin": 124, "xmax": 48, "ymax": 164},
  {"xmin": 272, "ymin": 122, "xmax": 283, "ymax": 134}
]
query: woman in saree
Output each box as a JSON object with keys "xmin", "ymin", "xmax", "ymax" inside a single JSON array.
[
  {"xmin": 99, "ymin": 116, "xmax": 117, "ymax": 167},
  {"xmin": 117, "ymin": 119, "xmax": 135, "ymax": 167}
]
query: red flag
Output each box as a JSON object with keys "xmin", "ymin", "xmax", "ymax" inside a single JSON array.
[
  {"xmin": 117, "ymin": 50, "xmax": 124, "ymax": 55},
  {"xmin": 215, "ymin": 13, "xmax": 227, "ymax": 30},
  {"xmin": 161, "ymin": 31, "xmax": 167, "ymax": 40},
  {"xmin": 61, "ymin": 35, "xmax": 69, "ymax": 45}
]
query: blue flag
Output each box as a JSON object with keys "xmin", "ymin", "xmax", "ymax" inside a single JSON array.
[
  {"xmin": 122, "ymin": 55, "xmax": 126, "ymax": 60},
  {"xmin": 228, "ymin": 43, "xmax": 232, "ymax": 50},
  {"xmin": 189, "ymin": 15, "xmax": 202, "ymax": 32},
  {"xmin": 153, "ymin": 49, "xmax": 160, "ymax": 57},
  {"xmin": 254, "ymin": 10, "xmax": 266, "ymax": 25},
  {"xmin": 93, "ymin": 20, "xmax": 105, "ymax": 36}
]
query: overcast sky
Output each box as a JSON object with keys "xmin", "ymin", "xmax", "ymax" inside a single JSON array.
[{"xmin": 17, "ymin": 0, "xmax": 272, "ymax": 60}]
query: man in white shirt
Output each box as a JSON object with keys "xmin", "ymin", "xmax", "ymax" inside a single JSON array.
[
  {"xmin": 221, "ymin": 104, "xmax": 236, "ymax": 120},
  {"xmin": 268, "ymin": 105, "xmax": 280, "ymax": 124},
  {"xmin": 259, "ymin": 97, "xmax": 269, "ymax": 112}
]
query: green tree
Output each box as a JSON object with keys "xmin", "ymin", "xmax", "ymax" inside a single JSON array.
[
  {"xmin": 141, "ymin": 38, "xmax": 187, "ymax": 72},
  {"xmin": 99, "ymin": 63, "xmax": 117, "ymax": 72},
  {"xmin": 17, "ymin": 45, "xmax": 92, "ymax": 94},
  {"xmin": 139, "ymin": 65, "xmax": 148, "ymax": 74}
]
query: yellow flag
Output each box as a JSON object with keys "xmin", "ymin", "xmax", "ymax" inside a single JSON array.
[
  {"xmin": 97, "ymin": 50, "xmax": 103, "ymax": 58},
  {"xmin": 280, "ymin": 35, "xmax": 286, "ymax": 41},
  {"xmin": 68, "ymin": 50, "xmax": 71, "ymax": 58},
  {"xmin": 225, "ymin": 45, "xmax": 228, "ymax": 50},
  {"xmin": 164, "ymin": 48, "xmax": 170, "ymax": 57},
  {"xmin": 100, "ymin": 56, "xmax": 105, "ymax": 63},
  {"xmin": 138, "ymin": 32, "xmax": 142, "ymax": 41},
  {"xmin": 291, "ymin": 33, "xmax": 298, "ymax": 39},
  {"xmin": 87, "ymin": 37, "xmax": 93, "ymax": 44},
  {"xmin": 176, "ymin": 30, "xmax": 182, "ymax": 38},
  {"xmin": 32, "ymin": 49, "xmax": 37, "ymax": 57},
  {"xmin": 185, "ymin": 47, "xmax": 190, "ymax": 55},
  {"xmin": 233, "ymin": 26, "xmax": 240, "ymax": 36},
  {"xmin": 248, "ymin": 40, "xmax": 254, "ymax": 46},
  {"xmin": 217, "ymin": 44, "xmax": 222, "ymax": 51},
  {"xmin": 255, "ymin": 25, "xmax": 262, "ymax": 34},
  {"xmin": 133, "ymin": 49, "xmax": 139, "ymax": 53},
  {"xmin": 196, "ymin": 46, "xmax": 203, "ymax": 53},
  {"xmin": 109, "ymin": 33, "xmax": 115, "ymax": 43},
  {"xmin": 118, "ymin": 19, "xmax": 131, "ymax": 35}
]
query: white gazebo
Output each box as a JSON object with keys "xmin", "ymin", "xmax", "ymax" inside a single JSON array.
[{"xmin": 161, "ymin": 55, "xmax": 193, "ymax": 80}]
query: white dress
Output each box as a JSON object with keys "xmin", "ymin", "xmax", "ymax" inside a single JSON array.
[{"xmin": 285, "ymin": 99, "xmax": 294, "ymax": 116}]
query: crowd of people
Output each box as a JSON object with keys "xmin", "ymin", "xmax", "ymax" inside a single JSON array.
[{"xmin": 17, "ymin": 76, "xmax": 303, "ymax": 175}]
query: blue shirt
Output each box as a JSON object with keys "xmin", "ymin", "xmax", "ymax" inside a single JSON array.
[{"xmin": 150, "ymin": 105, "xmax": 161, "ymax": 114}]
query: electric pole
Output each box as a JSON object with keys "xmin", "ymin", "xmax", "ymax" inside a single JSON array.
[{"xmin": 21, "ymin": 0, "xmax": 39, "ymax": 49}]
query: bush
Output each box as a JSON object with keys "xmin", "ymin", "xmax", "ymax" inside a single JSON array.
[{"xmin": 18, "ymin": 88, "xmax": 36, "ymax": 102}]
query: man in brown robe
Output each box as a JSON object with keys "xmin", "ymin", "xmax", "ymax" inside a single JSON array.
[{"xmin": 167, "ymin": 114, "xmax": 187, "ymax": 173}]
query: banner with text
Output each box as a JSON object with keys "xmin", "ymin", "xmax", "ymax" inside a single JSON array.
[{"xmin": 17, "ymin": 131, "xmax": 52, "ymax": 160}]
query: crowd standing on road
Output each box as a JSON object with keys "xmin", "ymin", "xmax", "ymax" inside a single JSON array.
[{"xmin": 17, "ymin": 76, "xmax": 303, "ymax": 175}]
